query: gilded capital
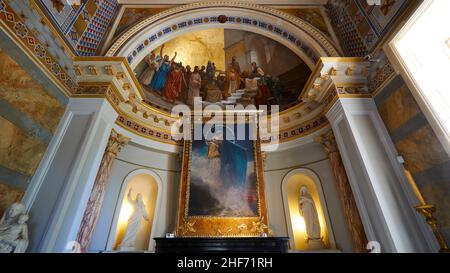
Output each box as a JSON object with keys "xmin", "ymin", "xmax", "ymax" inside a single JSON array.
[
  {"xmin": 315, "ymin": 130, "xmax": 338, "ymax": 154},
  {"xmin": 106, "ymin": 129, "xmax": 131, "ymax": 156}
]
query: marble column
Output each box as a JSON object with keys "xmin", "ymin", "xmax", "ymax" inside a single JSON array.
[
  {"xmin": 316, "ymin": 131, "xmax": 367, "ymax": 253},
  {"xmin": 76, "ymin": 129, "xmax": 130, "ymax": 252}
]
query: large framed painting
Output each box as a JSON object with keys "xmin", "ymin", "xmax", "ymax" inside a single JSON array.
[{"xmin": 176, "ymin": 119, "xmax": 269, "ymax": 237}]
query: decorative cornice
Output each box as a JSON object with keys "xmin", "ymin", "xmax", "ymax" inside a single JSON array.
[
  {"xmin": 106, "ymin": 1, "xmax": 340, "ymax": 59},
  {"xmin": 1, "ymin": 1, "xmax": 380, "ymax": 149},
  {"xmin": 74, "ymin": 56, "xmax": 146, "ymax": 100},
  {"xmin": 368, "ymin": 59, "xmax": 397, "ymax": 96},
  {"xmin": 299, "ymin": 57, "xmax": 369, "ymax": 101},
  {"xmin": 116, "ymin": 114, "xmax": 180, "ymax": 145}
]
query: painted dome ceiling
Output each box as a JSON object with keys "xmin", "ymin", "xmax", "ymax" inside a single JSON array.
[{"xmin": 134, "ymin": 29, "xmax": 312, "ymax": 112}]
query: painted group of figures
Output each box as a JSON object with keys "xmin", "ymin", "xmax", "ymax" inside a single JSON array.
[
  {"xmin": 138, "ymin": 45, "xmax": 285, "ymax": 107},
  {"xmin": 225, "ymin": 57, "xmax": 286, "ymax": 106}
]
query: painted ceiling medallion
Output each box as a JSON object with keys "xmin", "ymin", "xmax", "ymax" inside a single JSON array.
[{"xmin": 218, "ymin": 15, "xmax": 228, "ymax": 24}]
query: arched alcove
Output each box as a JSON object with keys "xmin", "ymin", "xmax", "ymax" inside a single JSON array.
[
  {"xmin": 106, "ymin": 169, "xmax": 163, "ymax": 252},
  {"xmin": 281, "ymin": 168, "xmax": 336, "ymax": 251}
]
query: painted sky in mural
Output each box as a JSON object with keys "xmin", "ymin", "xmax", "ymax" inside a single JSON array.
[{"xmin": 188, "ymin": 124, "xmax": 258, "ymax": 217}]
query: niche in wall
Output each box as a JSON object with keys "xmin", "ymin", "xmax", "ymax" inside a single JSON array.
[
  {"xmin": 111, "ymin": 172, "xmax": 159, "ymax": 251},
  {"xmin": 282, "ymin": 169, "xmax": 335, "ymax": 251}
]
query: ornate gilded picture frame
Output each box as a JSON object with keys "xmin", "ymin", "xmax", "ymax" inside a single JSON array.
[{"xmin": 176, "ymin": 119, "xmax": 269, "ymax": 237}]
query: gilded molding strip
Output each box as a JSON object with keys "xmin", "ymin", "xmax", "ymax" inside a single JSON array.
[
  {"xmin": 369, "ymin": 60, "xmax": 397, "ymax": 96},
  {"xmin": 116, "ymin": 115, "xmax": 181, "ymax": 145},
  {"xmin": 106, "ymin": 1, "xmax": 340, "ymax": 58},
  {"xmin": 176, "ymin": 121, "xmax": 269, "ymax": 237},
  {"xmin": 115, "ymin": 110, "xmax": 330, "ymax": 147},
  {"xmin": 74, "ymin": 56, "xmax": 146, "ymax": 103}
]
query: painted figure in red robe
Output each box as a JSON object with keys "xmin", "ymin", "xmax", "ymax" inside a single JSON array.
[{"xmin": 162, "ymin": 63, "xmax": 185, "ymax": 103}]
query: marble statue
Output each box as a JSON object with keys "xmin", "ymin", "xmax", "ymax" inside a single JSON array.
[
  {"xmin": 0, "ymin": 202, "xmax": 29, "ymax": 253},
  {"xmin": 119, "ymin": 189, "xmax": 149, "ymax": 251},
  {"xmin": 298, "ymin": 186, "xmax": 323, "ymax": 250}
]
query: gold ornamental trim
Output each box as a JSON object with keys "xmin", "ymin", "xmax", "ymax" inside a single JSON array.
[
  {"xmin": 176, "ymin": 120, "xmax": 269, "ymax": 237},
  {"xmin": 106, "ymin": 1, "xmax": 340, "ymax": 57}
]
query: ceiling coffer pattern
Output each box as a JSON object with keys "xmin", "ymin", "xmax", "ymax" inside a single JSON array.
[{"xmin": 36, "ymin": 0, "xmax": 119, "ymax": 56}]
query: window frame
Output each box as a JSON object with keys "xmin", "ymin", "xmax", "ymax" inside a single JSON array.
[{"xmin": 384, "ymin": 0, "xmax": 450, "ymax": 157}]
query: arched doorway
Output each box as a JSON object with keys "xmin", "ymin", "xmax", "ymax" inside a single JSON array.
[{"xmin": 281, "ymin": 168, "xmax": 336, "ymax": 251}]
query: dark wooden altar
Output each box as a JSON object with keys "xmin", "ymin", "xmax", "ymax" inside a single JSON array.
[{"xmin": 154, "ymin": 237, "xmax": 289, "ymax": 253}]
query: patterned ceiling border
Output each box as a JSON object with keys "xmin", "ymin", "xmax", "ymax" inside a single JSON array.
[
  {"xmin": 76, "ymin": 0, "xmax": 119, "ymax": 56},
  {"xmin": 123, "ymin": 14, "xmax": 322, "ymax": 66},
  {"xmin": 32, "ymin": 0, "xmax": 119, "ymax": 56},
  {"xmin": 106, "ymin": 1, "xmax": 340, "ymax": 59},
  {"xmin": 368, "ymin": 60, "xmax": 396, "ymax": 95},
  {"xmin": 0, "ymin": 0, "xmax": 77, "ymax": 95},
  {"xmin": 116, "ymin": 110, "xmax": 330, "ymax": 147}
]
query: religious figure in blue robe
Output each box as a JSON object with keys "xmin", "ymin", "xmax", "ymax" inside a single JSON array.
[{"xmin": 151, "ymin": 48, "xmax": 177, "ymax": 91}]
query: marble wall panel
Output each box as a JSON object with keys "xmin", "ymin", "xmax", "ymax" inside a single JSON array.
[
  {"xmin": 0, "ymin": 50, "xmax": 65, "ymax": 133},
  {"xmin": 0, "ymin": 116, "xmax": 47, "ymax": 177},
  {"xmin": 378, "ymin": 84, "xmax": 421, "ymax": 133},
  {"xmin": 395, "ymin": 125, "xmax": 449, "ymax": 174}
]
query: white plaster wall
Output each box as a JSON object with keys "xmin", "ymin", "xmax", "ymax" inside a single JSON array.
[
  {"xmin": 27, "ymin": 114, "xmax": 92, "ymax": 252},
  {"xmin": 90, "ymin": 142, "xmax": 181, "ymax": 252},
  {"xmin": 26, "ymin": 98, "xmax": 118, "ymax": 253},
  {"xmin": 263, "ymin": 142, "xmax": 354, "ymax": 252},
  {"xmin": 89, "ymin": 139, "xmax": 353, "ymax": 252},
  {"xmin": 90, "ymin": 140, "xmax": 353, "ymax": 253}
]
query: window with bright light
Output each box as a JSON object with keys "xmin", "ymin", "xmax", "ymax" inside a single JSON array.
[{"xmin": 390, "ymin": 0, "xmax": 450, "ymax": 153}]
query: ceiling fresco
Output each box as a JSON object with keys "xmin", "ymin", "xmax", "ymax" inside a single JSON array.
[
  {"xmin": 278, "ymin": 8, "xmax": 331, "ymax": 38},
  {"xmin": 134, "ymin": 29, "xmax": 312, "ymax": 112},
  {"xmin": 113, "ymin": 7, "xmax": 170, "ymax": 38}
]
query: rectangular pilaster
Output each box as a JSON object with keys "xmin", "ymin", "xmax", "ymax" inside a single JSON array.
[
  {"xmin": 326, "ymin": 97, "xmax": 436, "ymax": 252},
  {"xmin": 25, "ymin": 98, "xmax": 118, "ymax": 252}
]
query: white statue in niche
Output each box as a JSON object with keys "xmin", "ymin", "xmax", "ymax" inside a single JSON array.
[
  {"xmin": 298, "ymin": 186, "xmax": 323, "ymax": 250},
  {"xmin": 0, "ymin": 202, "xmax": 29, "ymax": 253},
  {"xmin": 119, "ymin": 188, "xmax": 149, "ymax": 251}
]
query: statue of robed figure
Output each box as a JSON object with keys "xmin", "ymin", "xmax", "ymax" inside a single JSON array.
[
  {"xmin": 0, "ymin": 202, "xmax": 29, "ymax": 253},
  {"xmin": 119, "ymin": 189, "xmax": 149, "ymax": 251},
  {"xmin": 298, "ymin": 186, "xmax": 323, "ymax": 250}
]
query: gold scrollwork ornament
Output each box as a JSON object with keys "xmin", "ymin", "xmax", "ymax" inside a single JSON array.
[
  {"xmin": 179, "ymin": 219, "xmax": 197, "ymax": 236},
  {"xmin": 415, "ymin": 204, "xmax": 449, "ymax": 253}
]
